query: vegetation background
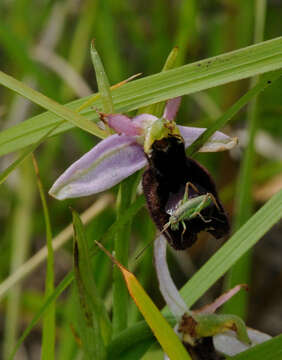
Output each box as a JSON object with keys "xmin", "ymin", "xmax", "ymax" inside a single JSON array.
[{"xmin": 0, "ymin": 0, "xmax": 281, "ymax": 359}]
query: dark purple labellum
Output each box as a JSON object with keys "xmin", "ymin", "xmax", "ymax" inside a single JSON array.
[
  {"xmin": 183, "ymin": 337, "xmax": 225, "ymax": 360},
  {"xmin": 142, "ymin": 135, "xmax": 229, "ymax": 250}
]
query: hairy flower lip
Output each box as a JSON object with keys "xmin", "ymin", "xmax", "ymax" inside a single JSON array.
[{"xmin": 143, "ymin": 135, "xmax": 230, "ymax": 250}]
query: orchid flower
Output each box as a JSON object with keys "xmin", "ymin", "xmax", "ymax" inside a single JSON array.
[
  {"xmin": 49, "ymin": 97, "xmax": 237, "ymax": 200},
  {"xmin": 154, "ymin": 235, "xmax": 271, "ymax": 359}
]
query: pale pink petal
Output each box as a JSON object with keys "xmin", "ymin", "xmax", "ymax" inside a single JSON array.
[
  {"xmin": 178, "ymin": 125, "xmax": 238, "ymax": 152},
  {"xmin": 132, "ymin": 114, "xmax": 158, "ymax": 128},
  {"xmin": 49, "ymin": 134, "xmax": 147, "ymax": 200},
  {"xmin": 197, "ymin": 285, "xmax": 248, "ymax": 315},
  {"xmin": 163, "ymin": 97, "xmax": 182, "ymax": 121},
  {"xmin": 106, "ymin": 114, "xmax": 142, "ymax": 136},
  {"xmin": 154, "ymin": 235, "xmax": 189, "ymax": 319}
]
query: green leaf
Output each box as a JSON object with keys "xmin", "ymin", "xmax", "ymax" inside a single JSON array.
[
  {"xmin": 90, "ymin": 41, "xmax": 114, "ymax": 114},
  {"xmin": 186, "ymin": 70, "xmax": 282, "ymax": 156},
  {"xmin": 121, "ymin": 192, "xmax": 282, "ymax": 357},
  {"xmin": 113, "ymin": 339, "xmax": 153, "ymax": 360},
  {"xmin": 107, "ymin": 316, "xmax": 175, "ymax": 358},
  {"xmin": 72, "ymin": 209, "xmax": 110, "ymax": 360},
  {"xmin": 223, "ymin": 0, "xmax": 267, "ymax": 318},
  {"xmin": 1, "ymin": 36, "xmax": 282, "ymax": 157},
  {"xmin": 0, "ymin": 69, "xmax": 106, "ymax": 139},
  {"xmin": 112, "ymin": 173, "xmax": 141, "ymax": 336},
  {"xmin": 229, "ymin": 334, "xmax": 282, "ymax": 359},
  {"xmin": 32, "ymin": 156, "xmax": 55, "ymax": 360},
  {"xmin": 0, "ymin": 122, "xmax": 61, "ymax": 186},
  {"xmin": 5, "ymin": 193, "xmax": 144, "ymax": 359},
  {"xmin": 0, "ymin": 194, "xmax": 144, "ymax": 303},
  {"xmin": 96, "ymin": 242, "xmax": 191, "ymax": 360},
  {"xmin": 138, "ymin": 46, "xmax": 179, "ymax": 116},
  {"xmin": 90, "ymin": 195, "xmax": 145, "ymax": 257},
  {"xmin": 8, "ymin": 272, "xmax": 73, "ymax": 360},
  {"xmin": 173, "ymin": 190, "xmax": 282, "ymax": 310}
]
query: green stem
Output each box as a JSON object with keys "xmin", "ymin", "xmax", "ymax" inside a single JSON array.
[
  {"xmin": 32, "ymin": 156, "xmax": 55, "ymax": 360},
  {"xmin": 128, "ymin": 216, "xmax": 155, "ymax": 325},
  {"xmin": 223, "ymin": 0, "xmax": 267, "ymax": 318},
  {"xmin": 3, "ymin": 158, "xmax": 35, "ymax": 360},
  {"xmin": 112, "ymin": 172, "xmax": 141, "ymax": 336}
]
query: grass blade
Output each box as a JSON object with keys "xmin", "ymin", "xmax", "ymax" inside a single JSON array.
[
  {"xmin": 72, "ymin": 209, "xmax": 111, "ymax": 359},
  {"xmin": 3, "ymin": 160, "xmax": 35, "ymax": 360},
  {"xmin": 176, "ymin": 190, "xmax": 282, "ymax": 310},
  {"xmin": 138, "ymin": 46, "xmax": 179, "ymax": 116},
  {"xmin": 0, "ymin": 122, "xmax": 61, "ymax": 186},
  {"xmin": 8, "ymin": 272, "xmax": 73, "ymax": 360},
  {"xmin": 96, "ymin": 242, "xmax": 191, "ymax": 360},
  {"xmin": 230, "ymin": 334, "xmax": 282, "ymax": 359},
  {"xmin": 1, "ymin": 37, "xmax": 282, "ymax": 157},
  {"xmin": 5, "ymin": 193, "xmax": 145, "ymax": 359},
  {"xmin": 186, "ymin": 70, "xmax": 282, "ymax": 156},
  {"xmin": 223, "ymin": 0, "xmax": 267, "ymax": 318},
  {"xmin": 90, "ymin": 41, "xmax": 114, "ymax": 114},
  {"xmin": 32, "ymin": 156, "xmax": 55, "ymax": 360},
  {"xmin": 0, "ymin": 69, "xmax": 106, "ymax": 138}
]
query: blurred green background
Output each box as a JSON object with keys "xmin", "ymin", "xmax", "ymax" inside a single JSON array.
[{"xmin": 0, "ymin": 0, "xmax": 282, "ymax": 359}]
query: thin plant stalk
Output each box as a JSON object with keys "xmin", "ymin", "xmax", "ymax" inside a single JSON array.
[
  {"xmin": 112, "ymin": 173, "xmax": 140, "ymax": 335},
  {"xmin": 224, "ymin": 0, "xmax": 267, "ymax": 318},
  {"xmin": 3, "ymin": 159, "xmax": 35, "ymax": 360},
  {"xmin": 32, "ymin": 155, "xmax": 55, "ymax": 360}
]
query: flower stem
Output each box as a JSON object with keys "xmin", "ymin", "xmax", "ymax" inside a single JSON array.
[
  {"xmin": 112, "ymin": 172, "xmax": 141, "ymax": 336},
  {"xmin": 223, "ymin": 0, "xmax": 267, "ymax": 319}
]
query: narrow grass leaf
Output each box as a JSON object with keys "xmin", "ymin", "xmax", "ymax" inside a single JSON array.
[
  {"xmin": 8, "ymin": 272, "xmax": 73, "ymax": 360},
  {"xmin": 0, "ymin": 122, "xmax": 62, "ymax": 186},
  {"xmin": 6, "ymin": 192, "xmax": 144, "ymax": 360},
  {"xmin": 173, "ymin": 190, "xmax": 282, "ymax": 310},
  {"xmin": 3, "ymin": 160, "xmax": 35, "ymax": 360},
  {"xmin": 90, "ymin": 194, "xmax": 145, "ymax": 257},
  {"xmin": 111, "ymin": 47, "xmax": 177, "ymax": 335},
  {"xmin": 186, "ymin": 70, "xmax": 282, "ymax": 156},
  {"xmin": 0, "ymin": 194, "xmax": 143, "ymax": 301},
  {"xmin": 77, "ymin": 73, "xmax": 141, "ymax": 113},
  {"xmin": 6, "ymin": 193, "xmax": 145, "ymax": 359},
  {"xmin": 107, "ymin": 316, "xmax": 175, "ymax": 358},
  {"xmin": 113, "ymin": 339, "xmax": 154, "ymax": 360},
  {"xmin": 96, "ymin": 242, "xmax": 190, "ymax": 360},
  {"xmin": 229, "ymin": 334, "xmax": 282, "ymax": 360},
  {"xmin": 111, "ymin": 46, "xmax": 176, "ymax": 334},
  {"xmin": 90, "ymin": 46, "xmax": 137, "ymax": 336},
  {"xmin": 90, "ymin": 41, "xmax": 114, "ymax": 114},
  {"xmin": 138, "ymin": 46, "xmax": 179, "ymax": 116},
  {"xmin": 32, "ymin": 156, "xmax": 55, "ymax": 360},
  {"xmin": 0, "ymin": 69, "xmax": 106, "ymax": 138},
  {"xmin": 1, "ymin": 37, "xmax": 282, "ymax": 156},
  {"xmin": 112, "ymin": 173, "xmax": 141, "ymax": 335},
  {"xmin": 223, "ymin": 0, "xmax": 267, "ymax": 318},
  {"xmin": 72, "ymin": 209, "xmax": 110, "ymax": 359}
]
